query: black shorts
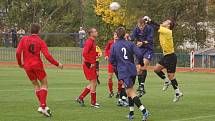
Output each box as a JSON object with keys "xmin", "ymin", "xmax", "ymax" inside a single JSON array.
[
  {"xmin": 96, "ymin": 61, "xmax": 99, "ymax": 71},
  {"xmin": 158, "ymin": 53, "xmax": 177, "ymax": 73}
]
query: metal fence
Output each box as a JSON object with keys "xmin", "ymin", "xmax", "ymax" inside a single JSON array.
[{"xmin": 0, "ymin": 47, "xmax": 214, "ymax": 68}]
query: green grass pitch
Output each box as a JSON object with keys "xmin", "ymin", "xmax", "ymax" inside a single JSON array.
[{"xmin": 0, "ymin": 67, "xmax": 215, "ymax": 121}]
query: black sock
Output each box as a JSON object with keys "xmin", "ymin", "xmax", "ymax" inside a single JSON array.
[
  {"xmin": 142, "ymin": 70, "xmax": 147, "ymax": 84},
  {"xmin": 128, "ymin": 97, "xmax": 134, "ymax": 115},
  {"xmin": 120, "ymin": 88, "xmax": 127, "ymax": 100},
  {"xmin": 133, "ymin": 96, "xmax": 146, "ymax": 114},
  {"xmin": 138, "ymin": 75, "xmax": 143, "ymax": 85},
  {"xmin": 171, "ymin": 79, "xmax": 178, "ymax": 90},
  {"xmin": 133, "ymin": 96, "xmax": 142, "ymax": 108},
  {"xmin": 154, "ymin": 70, "xmax": 166, "ymax": 79}
]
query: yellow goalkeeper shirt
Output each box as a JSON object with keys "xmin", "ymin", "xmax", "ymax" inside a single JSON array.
[
  {"xmin": 158, "ymin": 26, "xmax": 175, "ymax": 55},
  {"xmin": 96, "ymin": 46, "xmax": 102, "ymax": 61}
]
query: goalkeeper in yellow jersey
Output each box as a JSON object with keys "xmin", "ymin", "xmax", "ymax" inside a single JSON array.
[
  {"xmin": 96, "ymin": 45, "xmax": 102, "ymax": 84},
  {"xmin": 146, "ymin": 17, "xmax": 183, "ymax": 102}
]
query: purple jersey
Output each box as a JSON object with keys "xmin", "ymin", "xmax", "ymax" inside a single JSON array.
[
  {"xmin": 109, "ymin": 38, "xmax": 144, "ymax": 87},
  {"xmin": 131, "ymin": 24, "xmax": 154, "ymax": 51}
]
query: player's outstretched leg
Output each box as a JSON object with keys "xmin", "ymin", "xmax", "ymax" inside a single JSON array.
[
  {"xmin": 39, "ymin": 77, "xmax": 52, "ymax": 117},
  {"xmin": 126, "ymin": 85, "xmax": 149, "ymax": 121},
  {"xmin": 116, "ymin": 81, "xmax": 122, "ymax": 98},
  {"xmin": 107, "ymin": 73, "xmax": 114, "ymax": 98},
  {"xmin": 126, "ymin": 97, "xmax": 135, "ymax": 120},
  {"xmin": 76, "ymin": 85, "xmax": 91, "ymax": 106},
  {"xmin": 32, "ymin": 80, "xmax": 43, "ymax": 114},
  {"xmin": 154, "ymin": 64, "xmax": 171, "ymax": 91},
  {"xmin": 117, "ymin": 86, "xmax": 128, "ymax": 107},
  {"xmin": 168, "ymin": 73, "xmax": 183, "ymax": 102},
  {"xmin": 90, "ymin": 80, "xmax": 100, "ymax": 108}
]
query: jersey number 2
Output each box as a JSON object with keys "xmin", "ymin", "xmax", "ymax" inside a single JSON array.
[{"xmin": 121, "ymin": 48, "xmax": 128, "ymax": 59}]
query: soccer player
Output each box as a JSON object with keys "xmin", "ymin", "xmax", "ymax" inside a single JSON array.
[
  {"xmin": 104, "ymin": 32, "xmax": 122, "ymax": 98},
  {"xmin": 149, "ymin": 18, "xmax": 183, "ymax": 102},
  {"xmin": 109, "ymin": 27, "xmax": 149, "ymax": 121},
  {"xmin": 76, "ymin": 28, "xmax": 100, "ymax": 108},
  {"xmin": 16, "ymin": 23, "xmax": 63, "ymax": 117},
  {"xmin": 131, "ymin": 17, "xmax": 154, "ymax": 97},
  {"xmin": 96, "ymin": 45, "xmax": 102, "ymax": 84}
]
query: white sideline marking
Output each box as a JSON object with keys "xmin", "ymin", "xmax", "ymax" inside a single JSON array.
[
  {"xmin": 171, "ymin": 114, "xmax": 215, "ymax": 121},
  {"xmin": 0, "ymin": 87, "xmax": 78, "ymax": 92}
]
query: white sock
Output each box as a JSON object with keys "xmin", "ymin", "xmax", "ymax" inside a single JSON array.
[
  {"xmin": 129, "ymin": 107, "xmax": 134, "ymax": 111},
  {"xmin": 175, "ymin": 89, "xmax": 180, "ymax": 94},
  {"xmin": 139, "ymin": 105, "xmax": 145, "ymax": 111},
  {"xmin": 122, "ymin": 96, "xmax": 127, "ymax": 100},
  {"xmin": 164, "ymin": 78, "xmax": 170, "ymax": 83}
]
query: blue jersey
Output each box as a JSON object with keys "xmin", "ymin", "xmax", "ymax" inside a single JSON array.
[
  {"xmin": 131, "ymin": 24, "xmax": 154, "ymax": 50},
  {"xmin": 109, "ymin": 38, "xmax": 144, "ymax": 81}
]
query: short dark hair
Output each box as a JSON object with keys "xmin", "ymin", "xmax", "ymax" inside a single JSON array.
[
  {"xmin": 87, "ymin": 28, "xmax": 96, "ymax": 35},
  {"xmin": 168, "ymin": 19, "xmax": 176, "ymax": 30},
  {"xmin": 31, "ymin": 23, "xmax": 40, "ymax": 34},
  {"xmin": 116, "ymin": 27, "xmax": 126, "ymax": 39}
]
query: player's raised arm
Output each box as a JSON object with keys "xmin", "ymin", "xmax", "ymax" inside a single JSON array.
[
  {"xmin": 41, "ymin": 41, "xmax": 63, "ymax": 69},
  {"xmin": 16, "ymin": 38, "xmax": 24, "ymax": 68}
]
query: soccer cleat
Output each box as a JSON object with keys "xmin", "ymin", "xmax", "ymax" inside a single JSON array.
[
  {"xmin": 173, "ymin": 92, "xmax": 183, "ymax": 102},
  {"xmin": 108, "ymin": 92, "xmax": 114, "ymax": 98},
  {"xmin": 37, "ymin": 107, "xmax": 43, "ymax": 114},
  {"xmin": 142, "ymin": 110, "xmax": 150, "ymax": 121},
  {"xmin": 162, "ymin": 81, "xmax": 171, "ymax": 91},
  {"xmin": 117, "ymin": 100, "xmax": 129, "ymax": 107},
  {"xmin": 115, "ymin": 93, "xmax": 120, "ymax": 98},
  {"xmin": 42, "ymin": 107, "xmax": 52, "ymax": 117},
  {"xmin": 126, "ymin": 114, "xmax": 134, "ymax": 120},
  {"xmin": 91, "ymin": 103, "xmax": 100, "ymax": 108},
  {"xmin": 75, "ymin": 98, "xmax": 85, "ymax": 107}
]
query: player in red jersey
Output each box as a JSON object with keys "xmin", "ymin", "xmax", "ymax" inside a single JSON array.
[
  {"xmin": 104, "ymin": 33, "xmax": 123, "ymax": 98},
  {"xmin": 16, "ymin": 23, "xmax": 63, "ymax": 117},
  {"xmin": 76, "ymin": 28, "xmax": 100, "ymax": 108}
]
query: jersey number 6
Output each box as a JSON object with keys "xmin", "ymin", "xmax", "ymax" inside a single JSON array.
[
  {"xmin": 121, "ymin": 47, "xmax": 128, "ymax": 59},
  {"xmin": 29, "ymin": 44, "xmax": 35, "ymax": 54}
]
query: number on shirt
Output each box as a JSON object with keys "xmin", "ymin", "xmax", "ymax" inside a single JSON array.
[
  {"xmin": 29, "ymin": 44, "xmax": 35, "ymax": 54},
  {"xmin": 121, "ymin": 47, "xmax": 128, "ymax": 59}
]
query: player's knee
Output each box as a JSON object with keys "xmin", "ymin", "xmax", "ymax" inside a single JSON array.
[{"xmin": 167, "ymin": 74, "xmax": 175, "ymax": 80}]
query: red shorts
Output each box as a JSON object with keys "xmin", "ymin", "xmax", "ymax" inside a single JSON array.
[
  {"xmin": 108, "ymin": 63, "xmax": 114, "ymax": 73},
  {"xmin": 24, "ymin": 67, "xmax": 46, "ymax": 81},
  {"xmin": 83, "ymin": 63, "xmax": 97, "ymax": 81}
]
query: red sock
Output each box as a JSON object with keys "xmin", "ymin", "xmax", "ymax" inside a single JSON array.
[
  {"xmin": 79, "ymin": 87, "xmax": 90, "ymax": 101},
  {"xmin": 118, "ymin": 81, "xmax": 122, "ymax": 94},
  {"xmin": 35, "ymin": 89, "xmax": 41, "ymax": 102},
  {"xmin": 108, "ymin": 80, "xmax": 113, "ymax": 93},
  {"xmin": 91, "ymin": 92, "xmax": 96, "ymax": 105},
  {"xmin": 40, "ymin": 88, "xmax": 47, "ymax": 109}
]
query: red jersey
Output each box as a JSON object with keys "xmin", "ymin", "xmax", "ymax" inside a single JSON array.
[
  {"xmin": 104, "ymin": 39, "xmax": 114, "ymax": 57},
  {"xmin": 82, "ymin": 37, "xmax": 96, "ymax": 64},
  {"xmin": 16, "ymin": 35, "xmax": 59, "ymax": 69}
]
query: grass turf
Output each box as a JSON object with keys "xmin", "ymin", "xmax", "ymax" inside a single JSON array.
[{"xmin": 0, "ymin": 67, "xmax": 214, "ymax": 121}]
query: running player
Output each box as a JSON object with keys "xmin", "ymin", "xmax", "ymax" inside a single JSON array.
[
  {"xmin": 131, "ymin": 17, "xmax": 154, "ymax": 97},
  {"xmin": 16, "ymin": 23, "xmax": 63, "ymax": 117},
  {"xmin": 76, "ymin": 28, "xmax": 100, "ymax": 108},
  {"xmin": 109, "ymin": 27, "xmax": 149, "ymax": 121},
  {"xmin": 104, "ymin": 32, "xmax": 122, "ymax": 98},
  {"xmin": 149, "ymin": 18, "xmax": 183, "ymax": 102}
]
